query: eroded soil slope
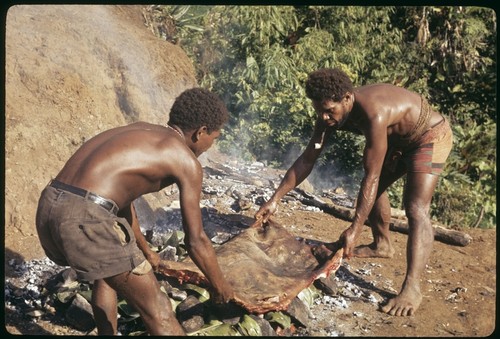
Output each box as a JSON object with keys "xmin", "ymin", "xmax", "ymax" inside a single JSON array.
[{"xmin": 5, "ymin": 5, "xmax": 196, "ymax": 260}]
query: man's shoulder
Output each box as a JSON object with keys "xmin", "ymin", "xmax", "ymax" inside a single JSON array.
[
  {"xmin": 166, "ymin": 144, "xmax": 200, "ymax": 169},
  {"xmin": 359, "ymin": 83, "xmax": 398, "ymax": 92},
  {"xmin": 357, "ymin": 84, "xmax": 414, "ymax": 107}
]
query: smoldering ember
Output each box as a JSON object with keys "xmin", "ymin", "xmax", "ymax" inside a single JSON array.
[{"xmin": 4, "ymin": 153, "xmax": 474, "ymax": 336}]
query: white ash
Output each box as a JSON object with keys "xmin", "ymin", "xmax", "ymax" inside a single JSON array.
[
  {"xmin": 318, "ymin": 295, "xmax": 350, "ymax": 308},
  {"xmin": 303, "ymin": 205, "xmax": 322, "ymax": 212},
  {"xmin": 5, "ymin": 257, "xmax": 66, "ymax": 315}
]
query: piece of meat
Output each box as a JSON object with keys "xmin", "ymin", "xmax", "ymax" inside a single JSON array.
[{"xmin": 157, "ymin": 218, "xmax": 343, "ymax": 314}]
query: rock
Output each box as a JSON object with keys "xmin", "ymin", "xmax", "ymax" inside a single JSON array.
[
  {"xmin": 314, "ymin": 274, "xmax": 339, "ymax": 295},
  {"xmin": 286, "ymin": 297, "xmax": 313, "ymax": 328},
  {"xmin": 177, "ymin": 295, "xmax": 205, "ymax": 332},
  {"xmin": 65, "ymin": 293, "xmax": 95, "ymax": 332},
  {"xmin": 60, "ymin": 268, "xmax": 78, "ymax": 286},
  {"xmin": 248, "ymin": 314, "xmax": 277, "ymax": 336},
  {"xmin": 210, "ymin": 301, "xmax": 246, "ymax": 324},
  {"xmin": 44, "ymin": 268, "xmax": 78, "ymax": 294},
  {"xmin": 177, "ymin": 295, "xmax": 204, "ymax": 316},
  {"xmin": 181, "ymin": 315, "xmax": 205, "ymax": 333},
  {"xmin": 158, "ymin": 245, "xmax": 177, "ymax": 261},
  {"xmin": 169, "ymin": 287, "xmax": 188, "ymax": 302},
  {"xmin": 297, "ymin": 179, "xmax": 315, "ymax": 195},
  {"xmin": 157, "ymin": 278, "xmax": 187, "ymax": 301},
  {"xmin": 26, "ymin": 309, "xmax": 44, "ymax": 317}
]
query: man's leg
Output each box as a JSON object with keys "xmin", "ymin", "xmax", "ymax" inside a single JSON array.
[
  {"xmin": 354, "ymin": 191, "xmax": 395, "ymax": 258},
  {"xmin": 381, "ymin": 172, "xmax": 439, "ymax": 316},
  {"xmin": 354, "ymin": 168, "xmax": 405, "ymax": 258},
  {"xmin": 91, "ymin": 279, "xmax": 118, "ymax": 335},
  {"xmin": 104, "ymin": 270, "xmax": 185, "ymax": 335}
]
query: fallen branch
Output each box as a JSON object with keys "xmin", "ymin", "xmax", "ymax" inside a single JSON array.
[
  {"xmin": 295, "ymin": 192, "xmax": 472, "ymax": 247},
  {"xmin": 388, "ymin": 217, "xmax": 472, "ymax": 247}
]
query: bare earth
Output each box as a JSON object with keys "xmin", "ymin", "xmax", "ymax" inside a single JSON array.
[
  {"xmin": 267, "ymin": 210, "xmax": 497, "ymax": 336},
  {"xmin": 4, "ymin": 4, "xmax": 496, "ymax": 337},
  {"xmin": 4, "ymin": 186, "xmax": 497, "ymax": 336}
]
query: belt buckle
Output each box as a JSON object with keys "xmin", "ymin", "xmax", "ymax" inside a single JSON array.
[{"xmin": 89, "ymin": 194, "xmax": 115, "ymax": 214}]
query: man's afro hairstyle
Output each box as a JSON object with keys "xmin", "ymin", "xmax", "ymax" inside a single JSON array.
[
  {"xmin": 169, "ymin": 88, "xmax": 229, "ymax": 133},
  {"xmin": 305, "ymin": 68, "xmax": 353, "ymax": 102}
]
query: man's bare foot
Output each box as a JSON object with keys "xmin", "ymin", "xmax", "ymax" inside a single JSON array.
[
  {"xmin": 380, "ymin": 281, "xmax": 422, "ymax": 316},
  {"xmin": 353, "ymin": 243, "xmax": 395, "ymax": 258}
]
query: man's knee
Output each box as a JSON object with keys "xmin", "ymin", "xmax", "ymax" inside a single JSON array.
[{"xmin": 405, "ymin": 201, "xmax": 431, "ymax": 223}]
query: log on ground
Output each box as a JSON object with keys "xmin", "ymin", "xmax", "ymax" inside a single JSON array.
[{"xmin": 298, "ymin": 195, "xmax": 472, "ymax": 247}]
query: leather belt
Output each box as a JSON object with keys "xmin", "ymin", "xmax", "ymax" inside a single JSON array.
[{"xmin": 49, "ymin": 180, "xmax": 119, "ymax": 215}]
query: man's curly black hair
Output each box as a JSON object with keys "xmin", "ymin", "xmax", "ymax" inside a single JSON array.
[
  {"xmin": 169, "ymin": 88, "xmax": 229, "ymax": 133},
  {"xmin": 305, "ymin": 68, "xmax": 354, "ymax": 102}
]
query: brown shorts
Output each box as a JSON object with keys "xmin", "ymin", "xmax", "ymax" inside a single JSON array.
[
  {"xmin": 385, "ymin": 118, "xmax": 453, "ymax": 175},
  {"xmin": 36, "ymin": 184, "xmax": 150, "ymax": 281}
]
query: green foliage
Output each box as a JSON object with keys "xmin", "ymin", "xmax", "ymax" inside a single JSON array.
[
  {"xmin": 297, "ymin": 285, "xmax": 322, "ymax": 307},
  {"xmin": 265, "ymin": 311, "xmax": 292, "ymax": 329},
  {"xmin": 237, "ymin": 315, "xmax": 263, "ymax": 336},
  {"xmin": 117, "ymin": 298, "xmax": 141, "ymax": 321},
  {"xmin": 433, "ymin": 118, "xmax": 496, "ymax": 228},
  {"xmin": 154, "ymin": 5, "xmax": 496, "ymax": 228},
  {"xmin": 192, "ymin": 322, "xmax": 242, "ymax": 336}
]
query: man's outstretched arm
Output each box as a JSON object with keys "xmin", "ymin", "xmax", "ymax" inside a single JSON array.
[
  {"xmin": 177, "ymin": 160, "xmax": 234, "ymax": 303},
  {"xmin": 256, "ymin": 120, "xmax": 330, "ymax": 221}
]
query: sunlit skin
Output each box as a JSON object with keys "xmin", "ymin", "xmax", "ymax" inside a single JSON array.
[
  {"xmin": 312, "ymin": 97, "xmax": 352, "ymax": 129},
  {"xmin": 256, "ymin": 83, "xmax": 446, "ymax": 317},
  {"xmin": 55, "ymin": 122, "xmax": 234, "ymax": 334}
]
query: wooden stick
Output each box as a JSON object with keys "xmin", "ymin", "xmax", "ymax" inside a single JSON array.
[
  {"xmin": 296, "ymin": 194, "xmax": 473, "ymax": 247},
  {"xmin": 388, "ymin": 217, "xmax": 472, "ymax": 247}
]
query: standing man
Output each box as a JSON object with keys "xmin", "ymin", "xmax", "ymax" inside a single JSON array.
[
  {"xmin": 256, "ymin": 68, "xmax": 453, "ymax": 317},
  {"xmin": 36, "ymin": 88, "xmax": 234, "ymax": 335}
]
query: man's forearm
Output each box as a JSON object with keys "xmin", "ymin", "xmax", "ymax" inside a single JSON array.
[
  {"xmin": 351, "ymin": 175, "xmax": 379, "ymax": 229},
  {"xmin": 128, "ymin": 203, "xmax": 154, "ymax": 255},
  {"xmin": 186, "ymin": 235, "xmax": 228, "ymax": 291},
  {"xmin": 271, "ymin": 174, "xmax": 296, "ymax": 203},
  {"xmin": 272, "ymin": 157, "xmax": 314, "ymax": 202}
]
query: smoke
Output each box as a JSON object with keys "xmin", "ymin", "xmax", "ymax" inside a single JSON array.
[
  {"xmin": 309, "ymin": 166, "xmax": 360, "ymax": 197},
  {"xmin": 93, "ymin": 6, "xmax": 170, "ymax": 120},
  {"xmin": 217, "ymin": 115, "xmax": 359, "ymax": 198}
]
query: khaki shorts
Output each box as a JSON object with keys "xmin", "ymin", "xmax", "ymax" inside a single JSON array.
[{"xmin": 36, "ymin": 184, "xmax": 151, "ymax": 281}]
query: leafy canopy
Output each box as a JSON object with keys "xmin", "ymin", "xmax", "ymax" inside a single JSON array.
[{"xmin": 150, "ymin": 5, "xmax": 496, "ymax": 228}]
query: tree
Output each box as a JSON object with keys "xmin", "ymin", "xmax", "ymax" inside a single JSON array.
[{"xmin": 153, "ymin": 5, "xmax": 496, "ymax": 228}]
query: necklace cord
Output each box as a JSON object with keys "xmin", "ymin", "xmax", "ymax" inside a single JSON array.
[{"xmin": 166, "ymin": 124, "xmax": 184, "ymax": 140}]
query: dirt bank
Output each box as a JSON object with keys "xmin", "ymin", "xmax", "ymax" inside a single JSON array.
[{"xmin": 5, "ymin": 4, "xmax": 196, "ymax": 260}]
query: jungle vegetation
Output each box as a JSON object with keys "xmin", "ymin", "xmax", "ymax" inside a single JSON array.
[{"xmin": 145, "ymin": 5, "xmax": 496, "ymax": 228}]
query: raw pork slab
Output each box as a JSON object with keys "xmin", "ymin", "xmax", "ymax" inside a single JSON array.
[{"xmin": 158, "ymin": 218, "xmax": 343, "ymax": 314}]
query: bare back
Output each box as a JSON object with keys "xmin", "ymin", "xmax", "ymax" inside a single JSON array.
[{"xmin": 55, "ymin": 121, "xmax": 199, "ymax": 208}]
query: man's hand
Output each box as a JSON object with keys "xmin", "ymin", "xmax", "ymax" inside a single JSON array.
[
  {"xmin": 338, "ymin": 225, "xmax": 360, "ymax": 260},
  {"xmin": 210, "ymin": 281, "xmax": 235, "ymax": 304},
  {"xmin": 255, "ymin": 199, "xmax": 278, "ymax": 223}
]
